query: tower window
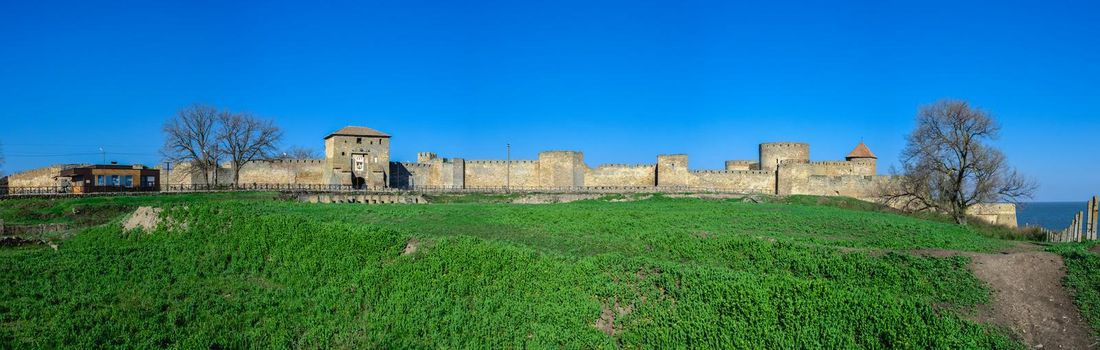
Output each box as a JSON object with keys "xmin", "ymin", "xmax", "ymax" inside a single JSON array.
[{"xmin": 356, "ymin": 138, "xmax": 362, "ymax": 144}]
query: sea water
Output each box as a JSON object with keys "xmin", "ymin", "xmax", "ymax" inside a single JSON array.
[{"xmin": 1017, "ymin": 202, "xmax": 1091, "ymax": 231}]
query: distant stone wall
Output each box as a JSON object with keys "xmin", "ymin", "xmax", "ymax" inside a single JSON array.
[
  {"xmin": 236, "ymin": 159, "xmax": 326, "ymax": 185},
  {"xmin": 805, "ymin": 160, "xmax": 876, "ymax": 176},
  {"xmin": 796, "ymin": 175, "xmax": 895, "ymax": 199},
  {"xmin": 538, "ymin": 151, "xmax": 584, "ymax": 187},
  {"xmin": 968, "ymin": 203, "xmax": 1019, "ymax": 228},
  {"xmin": 656, "ymin": 154, "xmax": 691, "ymax": 187},
  {"xmin": 691, "ymin": 170, "xmax": 775, "ymax": 194},
  {"xmin": 585, "ymin": 164, "xmax": 656, "ymax": 187},
  {"xmin": 759, "ymin": 142, "xmax": 809, "ymax": 172},
  {"xmin": 464, "ymin": 160, "xmax": 540, "ymax": 188},
  {"xmin": 390, "ymin": 162, "xmax": 432, "ymax": 188},
  {"xmin": 4, "ymin": 164, "xmax": 81, "ymax": 187},
  {"xmin": 724, "ymin": 160, "xmax": 758, "ymax": 171}
]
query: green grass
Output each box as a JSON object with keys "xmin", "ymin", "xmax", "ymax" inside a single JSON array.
[
  {"xmin": 1, "ymin": 193, "xmax": 1024, "ymax": 348},
  {"xmin": 1046, "ymin": 242, "xmax": 1100, "ymax": 337}
]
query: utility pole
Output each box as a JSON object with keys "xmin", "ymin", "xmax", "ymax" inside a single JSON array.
[
  {"xmin": 165, "ymin": 161, "xmax": 172, "ymax": 191},
  {"xmin": 99, "ymin": 147, "xmax": 106, "ymax": 164},
  {"xmin": 506, "ymin": 143, "xmax": 511, "ymax": 193}
]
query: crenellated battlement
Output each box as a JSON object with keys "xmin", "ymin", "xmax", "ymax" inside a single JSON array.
[
  {"xmin": 594, "ymin": 164, "xmax": 655, "ymax": 169},
  {"xmin": 691, "ymin": 169, "xmax": 771, "ymax": 175},
  {"xmin": 466, "ymin": 160, "xmax": 539, "ymax": 164}
]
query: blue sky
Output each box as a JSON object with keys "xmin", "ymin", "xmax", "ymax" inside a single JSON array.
[{"xmin": 0, "ymin": 0, "xmax": 1097, "ymax": 201}]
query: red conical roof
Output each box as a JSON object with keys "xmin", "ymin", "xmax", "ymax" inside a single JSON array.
[{"xmin": 846, "ymin": 142, "xmax": 877, "ymax": 159}]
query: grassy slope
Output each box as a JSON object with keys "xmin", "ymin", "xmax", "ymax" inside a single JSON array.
[
  {"xmin": 1, "ymin": 194, "xmax": 1024, "ymax": 348},
  {"xmin": 1047, "ymin": 242, "xmax": 1100, "ymax": 337}
]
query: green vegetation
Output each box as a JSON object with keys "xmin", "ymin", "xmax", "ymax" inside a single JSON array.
[
  {"xmin": 1047, "ymin": 242, "xmax": 1100, "ymax": 336},
  {"xmin": 1, "ymin": 193, "xmax": 1027, "ymax": 348}
]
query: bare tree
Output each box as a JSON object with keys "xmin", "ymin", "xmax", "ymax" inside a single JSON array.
[
  {"xmin": 276, "ymin": 146, "xmax": 320, "ymax": 160},
  {"xmin": 882, "ymin": 99, "xmax": 1036, "ymax": 224},
  {"xmin": 162, "ymin": 104, "xmax": 221, "ymax": 185},
  {"xmin": 218, "ymin": 112, "xmax": 282, "ymax": 186}
]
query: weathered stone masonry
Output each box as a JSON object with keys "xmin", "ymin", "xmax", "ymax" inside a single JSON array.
[{"xmin": 2, "ymin": 124, "xmax": 1017, "ymax": 226}]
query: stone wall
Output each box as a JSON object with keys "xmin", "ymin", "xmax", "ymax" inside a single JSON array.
[
  {"xmin": 390, "ymin": 162, "xmax": 432, "ymax": 188},
  {"xmin": 585, "ymin": 164, "xmax": 656, "ymax": 187},
  {"xmin": 4, "ymin": 164, "xmax": 82, "ymax": 187},
  {"xmin": 797, "ymin": 175, "xmax": 895, "ymax": 199},
  {"xmin": 464, "ymin": 160, "xmax": 540, "ymax": 188},
  {"xmin": 538, "ymin": 151, "xmax": 584, "ymax": 188},
  {"xmin": 759, "ymin": 142, "xmax": 810, "ymax": 172},
  {"xmin": 968, "ymin": 203, "xmax": 1019, "ymax": 228},
  {"xmin": 236, "ymin": 160, "xmax": 326, "ymax": 185},
  {"xmin": 656, "ymin": 154, "xmax": 691, "ymax": 187},
  {"xmin": 724, "ymin": 160, "xmax": 758, "ymax": 171},
  {"xmin": 805, "ymin": 160, "xmax": 876, "ymax": 176},
  {"xmin": 691, "ymin": 170, "xmax": 775, "ymax": 194}
]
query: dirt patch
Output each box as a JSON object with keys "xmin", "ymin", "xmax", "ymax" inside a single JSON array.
[
  {"xmin": 123, "ymin": 207, "xmax": 162, "ymax": 232},
  {"xmin": 1090, "ymin": 245, "xmax": 1100, "ymax": 254},
  {"xmin": 906, "ymin": 248, "xmax": 1096, "ymax": 348},
  {"xmin": 594, "ymin": 297, "xmax": 635, "ymax": 336},
  {"xmin": 401, "ymin": 238, "xmax": 420, "ymax": 256},
  {"xmin": 967, "ymin": 251, "xmax": 1096, "ymax": 349},
  {"xmin": 511, "ymin": 194, "xmax": 604, "ymax": 204}
]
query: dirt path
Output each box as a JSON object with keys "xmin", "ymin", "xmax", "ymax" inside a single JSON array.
[{"xmin": 914, "ymin": 246, "xmax": 1096, "ymax": 349}]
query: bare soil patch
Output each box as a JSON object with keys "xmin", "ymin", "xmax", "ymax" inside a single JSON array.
[
  {"xmin": 123, "ymin": 207, "xmax": 162, "ymax": 232},
  {"xmin": 1090, "ymin": 245, "xmax": 1100, "ymax": 254},
  {"xmin": 906, "ymin": 247, "xmax": 1096, "ymax": 348},
  {"xmin": 401, "ymin": 238, "xmax": 420, "ymax": 256},
  {"xmin": 970, "ymin": 251, "xmax": 1094, "ymax": 349},
  {"xmin": 594, "ymin": 297, "xmax": 635, "ymax": 336}
]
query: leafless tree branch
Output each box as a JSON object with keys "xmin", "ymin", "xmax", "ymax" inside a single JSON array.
[{"xmin": 880, "ymin": 99, "xmax": 1037, "ymax": 225}]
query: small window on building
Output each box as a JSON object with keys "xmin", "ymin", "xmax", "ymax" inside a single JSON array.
[
  {"xmin": 110, "ymin": 175, "xmax": 120, "ymax": 186},
  {"xmin": 356, "ymin": 138, "xmax": 362, "ymax": 144},
  {"xmin": 341, "ymin": 152, "xmax": 345, "ymax": 156},
  {"xmin": 123, "ymin": 175, "xmax": 133, "ymax": 188},
  {"xmin": 96, "ymin": 175, "xmax": 105, "ymax": 185}
]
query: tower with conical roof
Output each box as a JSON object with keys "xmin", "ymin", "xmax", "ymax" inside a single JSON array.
[{"xmin": 845, "ymin": 141, "xmax": 877, "ymax": 175}]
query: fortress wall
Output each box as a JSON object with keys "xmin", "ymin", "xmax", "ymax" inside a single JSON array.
[
  {"xmin": 691, "ymin": 170, "xmax": 775, "ymax": 193},
  {"xmin": 759, "ymin": 142, "xmax": 810, "ymax": 172},
  {"xmin": 436, "ymin": 159, "xmax": 465, "ymax": 189},
  {"xmin": 464, "ymin": 160, "xmax": 540, "ymax": 188},
  {"xmin": 656, "ymin": 154, "xmax": 691, "ymax": 187},
  {"xmin": 235, "ymin": 159, "xmax": 326, "ymax": 185},
  {"xmin": 538, "ymin": 151, "xmax": 585, "ymax": 187},
  {"xmin": 585, "ymin": 164, "xmax": 656, "ymax": 187},
  {"xmin": 967, "ymin": 203, "xmax": 1019, "ymax": 228},
  {"xmin": 776, "ymin": 161, "xmax": 811, "ymax": 195},
  {"xmin": 851, "ymin": 159, "xmax": 876, "ymax": 176},
  {"xmin": 4, "ymin": 164, "xmax": 80, "ymax": 187},
  {"xmin": 802, "ymin": 160, "xmax": 877, "ymax": 176},
  {"xmin": 724, "ymin": 160, "xmax": 759, "ymax": 171},
  {"xmin": 794, "ymin": 175, "xmax": 894, "ymax": 200},
  {"xmin": 390, "ymin": 162, "xmax": 432, "ymax": 188}
]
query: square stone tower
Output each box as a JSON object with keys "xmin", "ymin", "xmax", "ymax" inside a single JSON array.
[{"xmin": 324, "ymin": 126, "xmax": 391, "ymax": 188}]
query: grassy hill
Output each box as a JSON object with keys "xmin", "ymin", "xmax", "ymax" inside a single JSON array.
[{"xmin": 0, "ymin": 193, "xmax": 1086, "ymax": 348}]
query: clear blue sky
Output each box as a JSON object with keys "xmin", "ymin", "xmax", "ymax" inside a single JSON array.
[{"xmin": 1, "ymin": 0, "xmax": 1097, "ymax": 201}]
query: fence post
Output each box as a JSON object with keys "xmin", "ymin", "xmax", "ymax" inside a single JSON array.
[
  {"xmin": 1088, "ymin": 197, "xmax": 1095, "ymax": 241},
  {"xmin": 1086, "ymin": 193, "xmax": 1095, "ymax": 241}
]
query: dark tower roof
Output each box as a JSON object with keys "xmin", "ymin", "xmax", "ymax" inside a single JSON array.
[
  {"xmin": 846, "ymin": 142, "xmax": 877, "ymax": 160},
  {"xmin": 324, "ymin": 126, "xmax": 391, "ymax": 139}
]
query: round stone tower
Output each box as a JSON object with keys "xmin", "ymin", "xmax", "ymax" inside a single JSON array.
[{"xmin": 758, "ymin": 142, "xmax": 809, "ymax": 172}]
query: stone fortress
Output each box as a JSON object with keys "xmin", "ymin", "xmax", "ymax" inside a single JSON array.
[
  {"xmin": 193, "ymin": 126, "xmax": 890, "ymax": 198},
  {"xmin": 1, "ymin": 125, "xmax": 1018, "ymax": 226}
]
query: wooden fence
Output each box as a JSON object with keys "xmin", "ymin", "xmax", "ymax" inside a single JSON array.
[{"xmin": 1047, "ymin": 195, "xmax": 1099, "ymax": 242}]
